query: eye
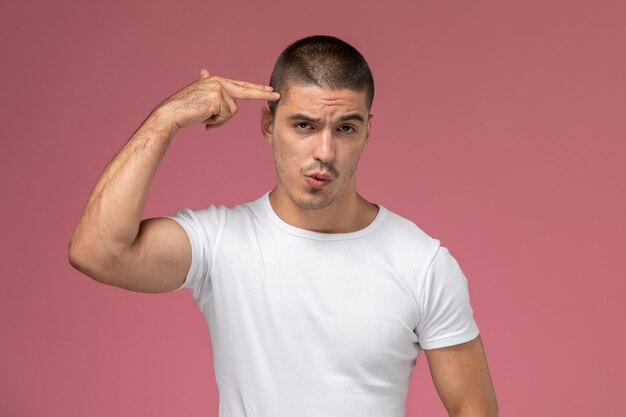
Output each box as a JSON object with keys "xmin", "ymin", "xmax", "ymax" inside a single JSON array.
[
  {"xmin": 295, "ymin": 122, "xmax": 312, "ymax": 131},
  {"xmin": 338, "ymin": 125, "xmax": 356, "ymax": 133}
]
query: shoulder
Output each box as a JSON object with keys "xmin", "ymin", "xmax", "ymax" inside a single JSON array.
[
  {"xmin": 371, "ymin": 207, "xmax": 443, "ymax": 278},
  {"xmin": 170, "ymin": 194, "xmax": 264, "ymax": 226},
  {"xmin": 377, "ymin": 207, "xmax": 441, "ymax": 253}
]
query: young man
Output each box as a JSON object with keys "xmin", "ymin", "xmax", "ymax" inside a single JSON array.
[{"xmin": 69, "ymin": 35, "xmax": 498, "ymax": 417}]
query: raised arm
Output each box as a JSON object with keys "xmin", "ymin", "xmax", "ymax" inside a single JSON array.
[
  {"xmin": 68, "ymin": 70, "xmax": 280, "ymax": 293},
  {"xmin": 424, "ymin": 335, "xmax": 499, "ymax": 417}
]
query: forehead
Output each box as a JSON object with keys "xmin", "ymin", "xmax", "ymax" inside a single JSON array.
[{"xmin": 276, "ymin": 84, "xmax": 369, "ymax": 118}]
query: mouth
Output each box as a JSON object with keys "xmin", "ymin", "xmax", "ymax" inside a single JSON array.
[
  {"xmin": 307, "ymin": 171, "xmax": 332, "ymax": 180},
  {"xmin": 305, "ymin": 172, "xmax": 332, "ymax": 188}
]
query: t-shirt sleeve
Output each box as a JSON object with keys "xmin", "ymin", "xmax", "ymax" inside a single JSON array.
[
  {"xmin": 415, "ymin": 244, "xmax": 480, "ymax": 350},
  {"xmin": 167, "ymin": 205, "xmax": 225, "ymax": 300}
]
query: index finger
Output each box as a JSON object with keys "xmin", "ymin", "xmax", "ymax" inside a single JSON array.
[
  {"xmin": 221, "ymin": 77, "xmax": 274, "ymax": 91},
  {"xmin": 219, "ymin": 78, "xmax": 281, "ymax": 101}
]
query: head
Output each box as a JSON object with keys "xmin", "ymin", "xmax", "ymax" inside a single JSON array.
[
  {"xmin": 261, "ymin": 35, "xmax": 375, "ymax": 212},
  {"xmin": 267, "ymin": 35, "xmax": 375, "ymax": 117}
]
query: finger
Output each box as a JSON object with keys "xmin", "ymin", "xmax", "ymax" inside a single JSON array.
[
  {"xmin": 204, "ymin": 119, "xmax": 225, "ymax": 131},
  {"xmin": 199, "ymin": 69, "xmax": 210, "ymax": 79},
  {"xmin": 221, "ymin": 81, "xmax": 281, "ymax": 101},
  {"xmin": 216, "ymin": 76, "xmax": 273, "ymax": 91},
  {"xmin": 205, "ymin": 89, "xmax": 237, "ymax": 121},
  {"xmin": 227, "ymin": 78, "xmax": 274, "ymax": 91},
  {"xmin": 205, "ymin": 116, "xmax": 228, "ymax": 131},
  {"xmin": 222, "ymin": 90, "xmax": 239, "ymax": 116},
  {"xmin": 202, "ymin": 112, "xmax": 227, "ymax": 125}
]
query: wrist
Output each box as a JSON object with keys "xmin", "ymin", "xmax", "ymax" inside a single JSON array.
[{"xmin": 144, "ymin": 107, "xmax": 180, "ymax": 139}]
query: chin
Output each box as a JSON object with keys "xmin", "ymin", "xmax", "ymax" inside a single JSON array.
[{"xmin": 291, "ymin": 189, "xmax": 338, "ymax": 211}]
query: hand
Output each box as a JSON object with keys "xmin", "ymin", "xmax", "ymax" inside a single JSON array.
[{"xmin": 154, "ymin": 69, "xmax": 280, "ymax": 132}]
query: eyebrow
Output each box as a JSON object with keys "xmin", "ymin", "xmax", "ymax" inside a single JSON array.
[{"xmin": 287, "ymin": 113, "xmax": 366, "ymax": 123}]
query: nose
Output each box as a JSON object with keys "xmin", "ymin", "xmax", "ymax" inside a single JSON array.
[{"xmin": 312, "ymin": 128, "xmax": 335, "ymax": 163}]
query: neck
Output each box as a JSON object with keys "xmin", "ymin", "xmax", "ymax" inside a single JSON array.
[{"xmin": 268, "ymin": 187, "xmax": 379, "ymax": 233}]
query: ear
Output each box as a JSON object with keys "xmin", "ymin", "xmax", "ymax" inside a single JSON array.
[
  {"xmin": 365, "ymin": 113, "xmax": 373, "ymax": 145},
  {"xmin": 260, "ymin": 106, "xmax": 274, "ymax": 144}
]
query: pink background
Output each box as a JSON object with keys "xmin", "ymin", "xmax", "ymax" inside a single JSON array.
[{"xmin": 1, "ymin": 1, "xmax": 625, "ymax": 416}]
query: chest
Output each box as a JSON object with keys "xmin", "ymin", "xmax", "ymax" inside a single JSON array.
[{"xmin": 209, "ymin": 231, "xmax": 420, "ymax": 367}]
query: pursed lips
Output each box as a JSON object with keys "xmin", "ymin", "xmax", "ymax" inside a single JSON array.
[
  {"xmin": 306, "ymin": 171, "xmax": 333, "ymax": 181},
  {"xmin": 304, "ymin": 171, "xmax": 333, "ymax": 187}
]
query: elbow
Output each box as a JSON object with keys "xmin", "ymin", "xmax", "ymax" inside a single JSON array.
[
  {"xmin": 449, "ymin": 395, "xmax": 499, "ymax": 417},
  {"xmin": 451, "ymin": 408, "xmax": 498, "ymax": 417},
  {"xmin": 67, "ymin": 234, "xmax": 121, "ymax": 285},
  {"xmin": 68, "ymin": 235, "xmax": 95, "ymax": 277},
  {"xmin": 489, "ymin": 393, "xmax": 500, "ymax": 416}
]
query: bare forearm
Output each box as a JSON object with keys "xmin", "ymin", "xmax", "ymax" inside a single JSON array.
[
  {"xmin": 449, "ymin": 404, "xmax": 499, "ymax": 417},
  {"xmin": 447, "ymin": 385, "xmax": 498, "ymax": 417},
  {"xmin": 426, "ymin": 337, "xmax": 499, "ymax": 417},
  {"xmin": 68, "ymin": 72, "xmax": 280, "ymax": 288},
  {"xmin": 69, "ymin": 110, "xmax": 177, "ymax": 261}
]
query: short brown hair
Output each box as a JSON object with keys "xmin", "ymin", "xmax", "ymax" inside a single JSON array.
[{"xmin": 268, "ymin": 35, "xmax": 375, "ymax": 115}]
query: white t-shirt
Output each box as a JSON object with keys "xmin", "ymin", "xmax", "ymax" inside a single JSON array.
[{"xmin": 169, "ymin": 192, "xmax": 479, "ymax": 417}]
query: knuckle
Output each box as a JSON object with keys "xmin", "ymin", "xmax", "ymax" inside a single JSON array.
[
  {"xmin": 206, "ymin": 90, "xmax": 219, "ymax": 101},
  {"xmin": 214, "ymin": 80, "xmax": 224, "ymax": 91},
  {"xmin": 204, "ymin": 79, "xmax": 223, "ymax": 92}
]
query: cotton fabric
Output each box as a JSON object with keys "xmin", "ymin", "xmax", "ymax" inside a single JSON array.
[{"xmin": 169, "ymin": 192, "xmax": 479, "ymax": 417}]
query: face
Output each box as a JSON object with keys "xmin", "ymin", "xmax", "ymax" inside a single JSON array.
[{"xmin": 261, "ymin": 84, "xmax": 372, "ymax": 211}]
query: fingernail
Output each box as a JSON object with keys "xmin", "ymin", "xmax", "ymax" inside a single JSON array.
[{"xmin": 265, "ymin": 85, "xmax": 274, "ymax": 90}]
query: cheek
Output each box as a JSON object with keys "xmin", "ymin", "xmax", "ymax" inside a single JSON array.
[
  {"xmin": 272, "ymin": 136, "xmax": 299, "ymax": 175},
  {"xmin": 339, "ymin": 145, "xmax": 366, "ymax": 173}
]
